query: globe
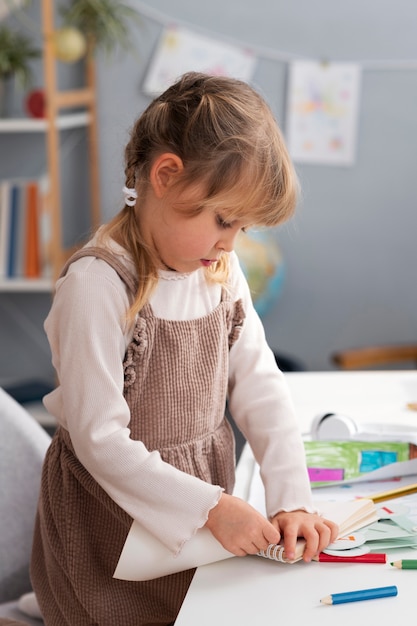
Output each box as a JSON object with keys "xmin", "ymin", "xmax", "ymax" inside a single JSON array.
[{"xmin": 235, "ymin": 229, "xmax": 285, "ymax": 317}]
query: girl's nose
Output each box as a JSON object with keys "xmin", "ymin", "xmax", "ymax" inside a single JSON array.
[{"xmin": 217, "ymin": 230, "xmax": 240, "ymax": 253}]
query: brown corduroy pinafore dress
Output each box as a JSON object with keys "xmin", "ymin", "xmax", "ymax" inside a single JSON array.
[{"xmin": 31, "ymin": 248, "xmax": 245, "ymax": 625}]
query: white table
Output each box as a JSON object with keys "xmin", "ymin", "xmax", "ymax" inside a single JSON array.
[
  {"xmin": 176, "ymin": 371, "xmax": 417, "ymax": 625},
  {"xmin": 284, "ymin": 370, "xmax": 417, "ymax": 436}
]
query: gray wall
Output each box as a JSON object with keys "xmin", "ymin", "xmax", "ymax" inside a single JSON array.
[
  {"xmin": 97, "ymin": 0, "xmax": 417, "ymax": 370},
  {"xmin": 1, "ymin": 0, "xmax": 416, "ymax": 384}
]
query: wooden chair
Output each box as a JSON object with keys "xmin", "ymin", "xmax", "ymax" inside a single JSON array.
[{"xmin": 332, "ymin": 344, "xmax": 417, "ymax": 370}]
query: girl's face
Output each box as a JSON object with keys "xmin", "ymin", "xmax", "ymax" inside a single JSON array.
[{"xmin": 144, "ymin": 183, "xmax": 247, "ymax": 273}]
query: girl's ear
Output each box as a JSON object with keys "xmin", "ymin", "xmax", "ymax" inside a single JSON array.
[{"xmin": 150, "ymin": 153, "xmax": 184, "ymax": 198}]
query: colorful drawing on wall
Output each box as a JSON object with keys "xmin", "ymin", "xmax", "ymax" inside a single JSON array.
[
  {"xmin": 286, "ymin": 61, "xmax": 361, "ymax": 166},
  {"xmin": 304, "ymin": 440, "xmax": 412, "ymax": 486},
  {"xmin": 143, "ymin": 25, "xmax": 256, "ymax": 95}
]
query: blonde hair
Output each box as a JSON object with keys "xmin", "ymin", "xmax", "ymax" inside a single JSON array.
[{"xmin": 100, "ymin": 72, "xmax": 298, "ymax": 319}]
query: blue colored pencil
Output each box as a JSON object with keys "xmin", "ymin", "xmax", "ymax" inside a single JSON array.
[{"xmin": 320, "ymin": 585, "xmax": 398, "ymax": 605}]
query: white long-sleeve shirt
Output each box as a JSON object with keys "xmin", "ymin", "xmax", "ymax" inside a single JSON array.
[{"xmin": 43, "ymin": 239, "xmax": 314, "ymax": 554}]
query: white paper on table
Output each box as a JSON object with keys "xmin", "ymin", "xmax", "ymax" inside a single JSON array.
[
  {"xmin": 113, "ymin": 522, "xmax": 234, "ymax": 581},
  {"xmin": 113, "ymin": 446, "xmax": 256, "ymax": 581}
]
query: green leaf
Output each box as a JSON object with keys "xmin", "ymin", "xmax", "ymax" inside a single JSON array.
[{"xmin": 0, "ymin": 25, "xmax": 41, "ymax": 86}]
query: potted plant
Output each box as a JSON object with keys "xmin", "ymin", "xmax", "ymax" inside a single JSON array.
[
  {"xmin": 59, "ymin": 0, "xmax": 141, "ymax": 56},
  {"xmin": 0, "ymin": 25, "xmax": 40, "ymax": 116}
]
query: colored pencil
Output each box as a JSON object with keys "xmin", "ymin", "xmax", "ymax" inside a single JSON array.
[
  {"xmin": 367, "ymin": 482, "xmax": 417, "ymax": 504},
  {"xmin": 315, "ymin": 552, "xmax": 386, "ymax": 563},
  {"xmin": 320, "ymin": 585, "xmax": 398, "ymax": 605},
  {"xmin": 391, "ymin": 560, "xmax": 417, "ymax": 569}
]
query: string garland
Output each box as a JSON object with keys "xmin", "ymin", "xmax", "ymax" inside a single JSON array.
[{"xmin": 132, "ymin": 0, "xmax": 417, "ymax": 72}]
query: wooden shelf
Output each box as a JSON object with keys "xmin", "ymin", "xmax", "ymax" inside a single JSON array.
[
  {"xmin": 40, "ymin": 0, "xmax": 101, "ymax": 278},
  {"xmin": 0, "ymin": 112, "xmax": 90, "ymax": 133}
]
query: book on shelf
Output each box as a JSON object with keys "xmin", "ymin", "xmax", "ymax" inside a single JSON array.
[
  {"xmin": 6, "ymin": 182, "xmax": 20, "ymax": 278},
  {"xmin": 0, "ymin": 177, "xmax": 51, "ymax": 282},
  {"xmin": 0, "ymin": 180, "xmax": 11, "ymax": 277},
  {"xmin": 15, "ymin": 182, "xmax": 27, "ymax": 278},
  {"xmin": 38, "ymin": 176, "xmax": 53, "ymax": 280},
  {"xmin": 25, "ymin": 181, "xmax": 41, "ymax": 278}
]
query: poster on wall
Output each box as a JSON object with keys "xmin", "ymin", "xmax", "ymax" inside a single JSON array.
[
  {"xmin": 286, "ymin": 61, "xmax": 361, "ymax": 166},
  {"xmin": 143, "ymin": 25, "xmax": 257, "ymax": 96}
]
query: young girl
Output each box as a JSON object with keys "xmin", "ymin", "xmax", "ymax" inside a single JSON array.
[{"xmin": 31, "ymin": 72, "xmax": 338, "ymax": 625}]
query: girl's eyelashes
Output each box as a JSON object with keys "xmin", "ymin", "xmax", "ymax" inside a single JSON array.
[
  {"xmin": 216, "ymin": 214, "xmax": 233, "ymax": 229},
  {"xmin": 216, "ymin": 213, "xmax": 249, "ymax": 233},
  {"xmin": 216, "ymin": 214, "xmax": 250, "ymax": 233}
]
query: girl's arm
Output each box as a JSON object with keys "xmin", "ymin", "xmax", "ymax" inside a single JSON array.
[
  {"xmin": 226, "ymin": 252, "xmax": 315, "ymax": 517},
  {"xmin": 224, "ymin": 253, "xmax": 338, "ymax": 557}
]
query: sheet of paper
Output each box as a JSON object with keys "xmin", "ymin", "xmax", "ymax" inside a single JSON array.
[
  {"xmin": 286, "ymin": 60, "xmax": 361, "ymax": 165},
  {"xmin": 113, "ymin": 522, "xmax": 234, "ymax": 581},
  {"xmin": 143, "ymin": 25, "xmax": 256, "ymax": 95}
]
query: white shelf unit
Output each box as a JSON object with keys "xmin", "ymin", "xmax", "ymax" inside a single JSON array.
[
  {"xmin": 0, "ymin": 277, "xmax": 53, "ymax": 292},
  {"xmin": 0, "ymin": 111, "xmax": 92, "ymax": 292},
  {"xmin": 0, "ymin": 0, "xmax": 101, "ymax": 293},
  {"xmin": 0, "ymin": 111, "xmax": 90, "ymax": 133}
]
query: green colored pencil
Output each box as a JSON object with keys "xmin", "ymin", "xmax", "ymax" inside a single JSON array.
[{"xmin": 390, "ymin": 560, "xmax": 417, "ymax": 569}]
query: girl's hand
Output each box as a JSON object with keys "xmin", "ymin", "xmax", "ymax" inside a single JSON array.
[
  {"xmin": 270, "ymin": 510, "xmax": 339, "ymax": 562},
  {"xmin": 205, "ymin": 493, "xmax": 281, "ymax": 556}
]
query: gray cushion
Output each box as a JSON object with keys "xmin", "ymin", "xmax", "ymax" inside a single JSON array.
[
  {"xmin": 0, "ymin": 600, "xmax": 42, "ymax": 624},
  {"xmin": 0, "ymin": 388, "xmax": 50, "ymax": 620}
]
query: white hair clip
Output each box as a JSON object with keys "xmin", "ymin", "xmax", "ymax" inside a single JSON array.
[{"xmin": 122, "ymin": 185, "xmax": 138, "ymax": 207}]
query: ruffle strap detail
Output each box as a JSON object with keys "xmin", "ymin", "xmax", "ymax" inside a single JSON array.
[{"xmin": 123, "ymin": 317, "xmax": 148, "ymax": 389}]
